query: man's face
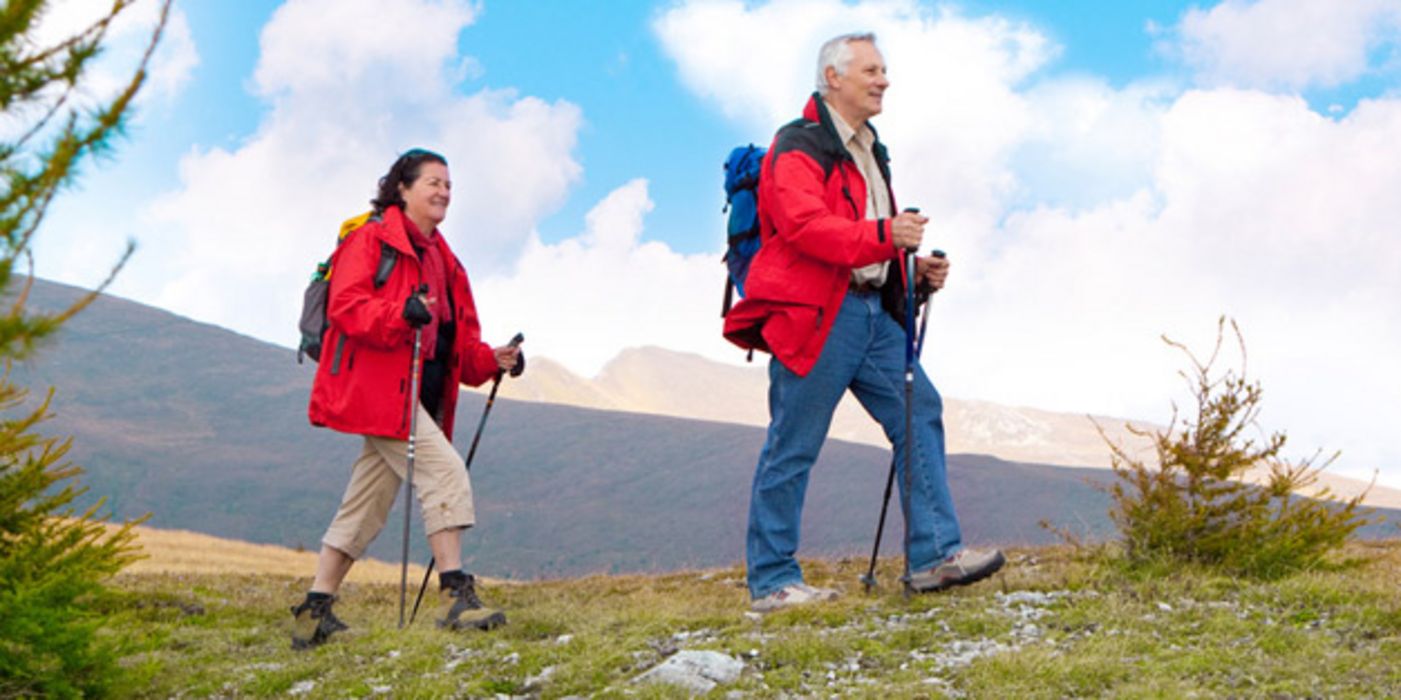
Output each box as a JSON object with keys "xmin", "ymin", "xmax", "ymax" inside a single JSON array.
[{"xmin": 827, "ymin": 40, "xmax": 888, "ymax": 124}]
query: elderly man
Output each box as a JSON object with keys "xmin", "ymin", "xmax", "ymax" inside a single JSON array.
[{"xmin": 724, "ymin": 32, "xmax": 1004, "ymax": 612}]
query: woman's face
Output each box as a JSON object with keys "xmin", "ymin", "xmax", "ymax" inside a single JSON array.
[{"xmin": 398, "ymin": 161, "xmax": 451, "ymax": 229}]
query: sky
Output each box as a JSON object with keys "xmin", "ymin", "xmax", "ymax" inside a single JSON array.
[{"xmin": 27, "ymin": 0, "xmax": 1401, "ymax": 489}]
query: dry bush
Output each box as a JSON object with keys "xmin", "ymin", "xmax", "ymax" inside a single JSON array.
[{"xmin": 1101, "ymin": 317, "xmax": 1373, "ymax": 579}]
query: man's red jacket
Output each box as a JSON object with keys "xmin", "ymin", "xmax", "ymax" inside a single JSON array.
[
  {"xmin": 308, "ymin": 205, "xmax": 499, "ymax": 440},
  {"xmin": 723, "ymin": 93, "xmax": 906, "ymax": 376}
]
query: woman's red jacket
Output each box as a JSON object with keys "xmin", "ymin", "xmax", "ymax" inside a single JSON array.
[{"xmin": 308, "ymin": 205, "xmax": 499, "ymax": 440}]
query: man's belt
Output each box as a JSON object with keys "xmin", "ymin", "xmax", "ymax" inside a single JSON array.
[{"xmin": 848, "ymin": 278, "xmax": 882, "ymax": 293}]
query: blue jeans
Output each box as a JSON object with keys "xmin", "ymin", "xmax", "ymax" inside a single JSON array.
[{"xmin": 746, "ymin": 290, "xmax": 963, "ymax": 598}]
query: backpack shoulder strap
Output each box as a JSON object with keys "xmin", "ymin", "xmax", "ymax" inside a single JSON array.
[{"xmin": 374, "ymin": 243, "xmax": 397, "ymax": 289}]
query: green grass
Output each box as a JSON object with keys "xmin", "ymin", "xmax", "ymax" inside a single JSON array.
[{"xmin": 101, "ymin": 542, "xmax": 1401, "ymax": 698}]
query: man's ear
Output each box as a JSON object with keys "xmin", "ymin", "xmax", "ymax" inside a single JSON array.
[{"xmin": 824, "ymin": 65, "xmax": 840, "ymax": 92}]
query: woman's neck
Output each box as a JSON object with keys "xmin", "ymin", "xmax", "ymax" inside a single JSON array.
[{"xmin": 404, "ymin": 211, "xmax": 437, "ymax": 239}]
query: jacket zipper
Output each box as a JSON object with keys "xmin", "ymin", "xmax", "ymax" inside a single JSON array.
[{"xmin": 329, "ymin": 335, "xmax": 347, "ymax": 375}]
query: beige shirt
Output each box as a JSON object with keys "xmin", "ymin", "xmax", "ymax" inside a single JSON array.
[{"xmin": 826, "ymin": 101, "xmax": 891, "ymax": 287}]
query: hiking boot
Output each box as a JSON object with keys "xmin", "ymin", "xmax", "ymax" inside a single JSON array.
[
  {"xmin": 751, "ymin": 582, "xmax": 839, "ymax": 613},
  {"xmin": 438, "ymin": 574, "xmax": 507, "ymax": 631},
  {"xmin": 289, "ymin": 595, "xmax": 349, "ymax": 650},
  {"xmin": 908, "ymin": 548, "xmax": 1006, "ymax": 593}
]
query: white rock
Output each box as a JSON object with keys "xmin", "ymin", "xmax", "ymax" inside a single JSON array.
[
  {"xmin": 288, "ymin": 680, "xmax": 316, "ymax": 696},
  {"xmin": 525, "ymin": 666, "xmax": 556, "ymax": 688},
  {"xmin": 633, "ymin": 650, "xmax": 744, "ymax": 694}
]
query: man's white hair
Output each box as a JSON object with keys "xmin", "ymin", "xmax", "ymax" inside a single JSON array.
[{"xmin": 815, "ymin": 32, "xmax": 878, "ymax": 95}]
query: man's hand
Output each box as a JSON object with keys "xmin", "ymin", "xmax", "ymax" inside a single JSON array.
[
  {"xmin": 494, "ymin": 345, "xmax": 522, "ymax": 373},
  {"xmin": 890, "ymin": 210, "xmax": 928, "ymax": 251},
  {"xmin": 916, "ymin": 253, "xmax": 950, "ymax": 292}
]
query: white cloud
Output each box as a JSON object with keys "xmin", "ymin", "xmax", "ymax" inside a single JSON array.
[
  {"xmin": 656, "ymin": 0, "xmax": 1053, "ymax": 283},
  {"xmin": 32, "ymin": 0, "xmax": 199, "ymax": 106},
  {"xmin": 133, "ymin": 0, "xmax": 581, "ymax": 347},
  {"xmin": 1168, "ymin": 0, "xmax": 1401, "ymax": 90},
  {"xmin": 473, "ymin": 179, "xmax": 733, "ymax": 376},
  {"xmin": 253, "ymin": 0, "xmax": 475, "ymax": 101},
  {"xmin": 656, "ymin": 0, "xmax": 1401, "ymax": 487}
]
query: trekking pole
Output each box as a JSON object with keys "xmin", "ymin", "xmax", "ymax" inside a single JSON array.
[
  {"xmin": 861, "ymin": 209, "xmax": 923, "ymax": 594},
  {"xmin": 914, "ymin": 250, "xmax": 946, "ymax": 358},
  {"xmin": 408, "ymin": 332, "xmax": 525, "ymax": 625},
  {"xmin": 399, "ymin": 284, "xmax": 428, "ymax": 630}
]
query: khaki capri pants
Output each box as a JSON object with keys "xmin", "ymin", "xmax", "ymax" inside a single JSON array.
[{"xmin": 322, "ymin": 404, "xmax": 475, "ymax": 560}]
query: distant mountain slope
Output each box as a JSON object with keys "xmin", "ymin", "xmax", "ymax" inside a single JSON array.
[
  {"xmin": 481, "ymin": 347, "xmax": 1157, "ymax": 469},
  {"xmin": 477, "ymin": 346, "xmax": 1401, "ymax": 509},
  {"xmin": 12, "ymin": 279, "xmax": 1396, "ymax": 579}
]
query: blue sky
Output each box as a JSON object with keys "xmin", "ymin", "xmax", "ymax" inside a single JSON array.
[{"xmin": 31, "ymin": 0, "xmax": 1401, "ymax": 489}]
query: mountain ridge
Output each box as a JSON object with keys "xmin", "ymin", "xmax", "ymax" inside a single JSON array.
[
  {"xmin": 474, "ymin": 345, "xmax": 1401, "ymax": 508},
  {"xmin": 11, "ymin": 277, "xmax": 1396, "ymax": 580}
]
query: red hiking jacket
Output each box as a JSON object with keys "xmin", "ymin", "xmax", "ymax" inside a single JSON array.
[
  {"xmin": 308, "ymin": 205, "xmax": 500, "ymax": 440},
  {"xmin": 723, "ymin": 93, "xmax": 906, "ymax": 376}
]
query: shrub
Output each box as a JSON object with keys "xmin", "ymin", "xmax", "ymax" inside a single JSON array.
[
  {"xmin": 0, "ymin": 1, "xmax": 171, "ymax": 696},
  {"xmin": 1101, "ymin": 317, "xmax": 1372, "ymax": 579}
]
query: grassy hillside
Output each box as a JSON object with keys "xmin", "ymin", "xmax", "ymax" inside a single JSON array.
[
  {"xmin": 112, "ymin": 523, "xmax": 421, "ymax": 584},
  {"xmin": 102, "ymin": 535, "xmax": 1401, "ymax": 698}
]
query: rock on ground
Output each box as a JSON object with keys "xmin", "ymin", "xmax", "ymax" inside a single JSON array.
[{"xmin": 634, "ymin": 650, "xmax": 744, "ymax": 694}]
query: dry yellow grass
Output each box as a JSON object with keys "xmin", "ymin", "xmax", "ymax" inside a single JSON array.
[{"xmin": 109, "ymin": 523, "xmax": 424, "ymax": 585}]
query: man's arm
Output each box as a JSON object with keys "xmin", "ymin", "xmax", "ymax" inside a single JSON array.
[{"xmin": 765, "ymin": 150, "xmax": 898, "ymax": 269}]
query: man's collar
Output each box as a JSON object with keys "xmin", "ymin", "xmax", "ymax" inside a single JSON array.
[{"xmin": 822, "ymin": 98, "xmax": 871, "ymax": 148}]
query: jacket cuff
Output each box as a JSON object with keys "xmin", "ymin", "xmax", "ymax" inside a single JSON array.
[{"xmin": 877, "ymin": 218, "xmax": 887, "ymax": 244}]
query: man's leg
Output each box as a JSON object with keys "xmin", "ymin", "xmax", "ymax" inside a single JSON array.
[
  {"xmin": 746, "ymin": 295, "xmax": 869, "ymax": 599},
  {"xmin": 847, "ymin": 305, "xmax": 963, "ymax": 573}
]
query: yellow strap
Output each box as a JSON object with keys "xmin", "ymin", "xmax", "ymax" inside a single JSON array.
[
  {"xmin": 325, "ymin": 211, "xmax": 376, "ymax": 280},
  {"xmin": 338, "ymin": 210, "xmax": 374, "ymax": 241}
]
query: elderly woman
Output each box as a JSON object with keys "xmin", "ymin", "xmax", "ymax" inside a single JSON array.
[{"xmin": 292, "ymin": 148, "xmax": 520, "ymax": 649}]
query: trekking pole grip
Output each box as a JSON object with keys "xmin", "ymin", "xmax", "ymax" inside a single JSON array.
[{"xmin": 505, "ymin": 332, "xmax": 525, "ymax": 378}]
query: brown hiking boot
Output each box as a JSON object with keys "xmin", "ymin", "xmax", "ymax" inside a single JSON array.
[
  {"xmin": 438, "ymin": 574, "xmax": 507, "ymax": 631},
  {"xmin": 290, "ymin": 595, "xmax": 349, "ymax": 650},
  {"xmin": 908, "ymin": 548, "xmax": 1006, "ymax": 593}
]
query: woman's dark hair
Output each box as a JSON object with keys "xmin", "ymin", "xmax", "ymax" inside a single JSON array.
[{"xmin": 371, "ymin": 148, "xmax": 448, "ymax": 213}]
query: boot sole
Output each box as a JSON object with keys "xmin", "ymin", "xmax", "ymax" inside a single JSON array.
[{"xmin": 444, "ymin": 610, "xmax": 508, "ymax": 631}]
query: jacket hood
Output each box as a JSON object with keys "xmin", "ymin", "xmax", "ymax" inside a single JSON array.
[{"xmin": 375, "ymin": 206, "xmax": 418, "ymax": 258}]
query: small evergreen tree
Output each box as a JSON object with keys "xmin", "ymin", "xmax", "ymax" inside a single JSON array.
[
  {"xmin": 1102, "ymin": 317, "xmax": 1372, "ymax": 579},
  {"xmin": 0, "ymin": 1, "xmax": 171, "ymax": 696}
]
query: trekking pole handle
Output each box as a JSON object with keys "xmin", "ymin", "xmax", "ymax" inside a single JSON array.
[
  {"xmin": 505, "ymin": 332, "xmax": 525, "ymax": 378},
  {"xmin": 901, "ymin": 207, "xmax": 921, "ymax": 253}
]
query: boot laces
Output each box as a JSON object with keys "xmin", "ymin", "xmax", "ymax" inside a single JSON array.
[{"xmin": 454, "ymin": 583, "xmax": 485, "ymax": 609}]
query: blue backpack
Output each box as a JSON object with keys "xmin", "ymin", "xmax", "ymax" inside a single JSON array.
[{"xmin": 721, "ymin": 144, "xmax": 765, "ymax": 315}]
